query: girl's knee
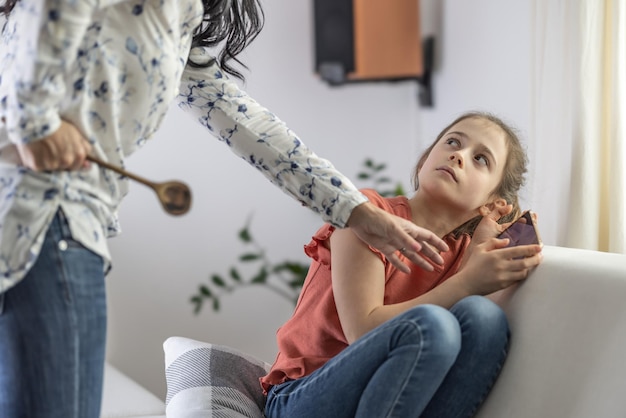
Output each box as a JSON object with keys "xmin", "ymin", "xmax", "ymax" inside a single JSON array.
[
  {"xmin": 399, "ymin": 305, "xmax": 462, "ymax": 357},
  {"xmin": 453, "ymin": 296, "xmax": 509, "ymax": 342}
]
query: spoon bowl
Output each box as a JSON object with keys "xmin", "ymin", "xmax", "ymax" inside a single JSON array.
[
  {"xmin": 87, "ymin": 155, "xmax": 192, "ymax": 216},
  {"xmin": 155, "ymin": 180, "xmax": 192, "ymax": 215}
]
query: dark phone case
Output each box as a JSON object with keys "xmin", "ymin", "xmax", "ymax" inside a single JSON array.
[{"xmin": 497, "ymin": 211, "xmax": 542, "ymax": 248}]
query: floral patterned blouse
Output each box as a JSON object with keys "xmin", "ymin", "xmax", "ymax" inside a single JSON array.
[{"xmin": 0, "ymin": 0, "xmax": 367, "ymax": 293}]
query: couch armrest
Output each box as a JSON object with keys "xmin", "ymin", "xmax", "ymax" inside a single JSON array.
[
  {"xmin": 478, "ymin": 245, "xmax": 626, "ymax": 418},
  {"xmin": 101, "ymin": 362, "xmax": 166, "ymax": 418}
]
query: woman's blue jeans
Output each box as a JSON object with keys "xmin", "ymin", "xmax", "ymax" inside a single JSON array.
[
  {"xmin": 265, "ymin": 296, "xmax": 509, "ymax": 418},
  {"xmin": 0, "ymin": 210, "xmax": 107, "ymax": 418}
]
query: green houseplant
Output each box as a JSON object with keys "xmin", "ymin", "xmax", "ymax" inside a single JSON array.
[{"xmin": 190, "ymin": 158, "xmax": 406, "ymax": 314}]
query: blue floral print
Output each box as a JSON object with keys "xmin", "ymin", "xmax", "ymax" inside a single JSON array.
[{"xmin": 0, "ymin": 0, "xmax": 367, "ymax": 294}]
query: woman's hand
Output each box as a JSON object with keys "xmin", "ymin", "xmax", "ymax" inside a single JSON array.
[
  {"xmin": 16, "ymin": 120, "xmax": 92, "ymax": 171},
  {"xmin": 455, "ymin": 238, "xmax": 543, "ymax": 296},
  {"xmin": 346, "ymin": 202, "xmax": 449, "ymax": 273}
]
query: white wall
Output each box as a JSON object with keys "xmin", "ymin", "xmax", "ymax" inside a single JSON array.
[{"xmin": 105, "ymin": 0, "xmax": 533, "ymax": 398}]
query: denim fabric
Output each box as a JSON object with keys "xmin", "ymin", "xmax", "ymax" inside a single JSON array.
[
  {"xmin": 0, "ymin": 210, "xmax": 107, "ymax": 418},
  {"xmin": 265, "ymin": 296, "xmax": 509, "ymax": 418}
]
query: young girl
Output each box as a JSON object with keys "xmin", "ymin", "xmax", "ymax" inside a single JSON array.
[{"xmin": 260, "ymin": 112, "xmax": 543, "ymax": 418}]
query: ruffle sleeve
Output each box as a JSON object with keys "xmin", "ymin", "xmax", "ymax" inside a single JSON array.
[{"xmin": 303, "ymin": 189, "xmax": 392, "ymax": 266}]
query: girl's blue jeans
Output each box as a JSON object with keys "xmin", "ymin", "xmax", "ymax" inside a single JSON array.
[
  {"xmin": 0, "ymin": 210, "xmax": 107, "ymax": 418},
  {"xmin": 265, "ymin": 296, "xmax": 509, "ymax": 418}
]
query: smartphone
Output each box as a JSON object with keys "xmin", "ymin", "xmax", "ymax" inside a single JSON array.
[{"xmin": 497, "ymin": 210, "xmax": 543, "ymax": 248}]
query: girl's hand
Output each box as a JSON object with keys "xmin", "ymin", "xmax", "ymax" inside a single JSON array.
[
  {"xmin": 455, "ymin": 238, "xmax": 543, "ymax": 295},
  {"xmin": 458, "ymin": 204, "xmax": 513, "ymax": 271},
  {"xmin": 471, "ymin": 203, "xmax": 514, "ymax": 245},
  {"xmin": 16, "ymin": 120, "xmax": 92, "ymax": 171}
]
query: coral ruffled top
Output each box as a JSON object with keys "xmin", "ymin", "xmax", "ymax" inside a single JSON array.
[{"xmin": 260, "ymin": 189, "xmax": 470, "ymax": 393}]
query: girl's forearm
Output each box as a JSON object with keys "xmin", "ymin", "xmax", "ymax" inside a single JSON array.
[{"xmin": 349, "ymin": 275, "xmax": 472, "ymax": 343}]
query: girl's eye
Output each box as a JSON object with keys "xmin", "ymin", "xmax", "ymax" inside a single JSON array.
[
  {"xmin": 474, "ymin": 154, "xmax": 489, "ymax": 166},
  {"xmin": 445, "ymin": 138, "xmax": 460, "ymax": 147}
]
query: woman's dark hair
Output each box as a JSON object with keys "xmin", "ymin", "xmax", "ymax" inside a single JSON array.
[
  {"xmin": 0, "ymin": 0, "xmax": 17, "ymax": 16},
  {"xmin": 191, "ymin": 0, "xmax": 265, "ymax": 79},
  {"xmin": 1, "ymin": 0, "xmax": 265, "ymax": 80},
  {"xmin": 412, "ymin": 111, "xmax": 529, "ymax": 238}
]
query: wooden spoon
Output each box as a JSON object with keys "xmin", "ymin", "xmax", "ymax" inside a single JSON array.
[{"xmin": 87, "ymin": 155, "xmax": 192, "ymax": 216}]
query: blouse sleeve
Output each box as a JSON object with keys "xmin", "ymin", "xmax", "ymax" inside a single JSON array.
[
  {"xmin": 176, "ymin": 47, "xmax": 368, "ymax": 228},
  {"xmin": 3, "ymin": 0, "xmax": 123, "ymax": 144}
]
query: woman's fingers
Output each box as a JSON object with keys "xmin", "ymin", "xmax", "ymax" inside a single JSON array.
[
  {"xmin": 16, "ymin": 120, "xmax": 91, "ymax": 171},
  {"xmin": 348, "ymin": 203, "xmax": 449, "ymax": 274}
]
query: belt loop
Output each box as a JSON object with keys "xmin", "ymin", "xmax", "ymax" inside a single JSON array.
[
  {"xmin": 55, "ymin": 208, "xmax": 72, "ymax": 239},
  {"xmin": 57, "ymin": 207, "xmax": 67, "ymax": 225}
]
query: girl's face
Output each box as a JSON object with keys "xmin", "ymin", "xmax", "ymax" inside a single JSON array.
[{"xmin": 418, "ymin": 117, "xmax": 509, "ymax": 215}]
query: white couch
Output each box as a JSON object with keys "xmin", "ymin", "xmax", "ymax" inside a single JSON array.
[
  {"xmin": 101, "ymin": 245, "xmax": 626, "ymax": 418},
  {"xmin": 101, "ymin": 362, "xmax": 165, "ymax": 418}
]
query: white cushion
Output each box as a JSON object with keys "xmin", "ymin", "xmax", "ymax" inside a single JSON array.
[{"xmin": 163, "ymin": 336, "xmax": 271, "ymax": 418}]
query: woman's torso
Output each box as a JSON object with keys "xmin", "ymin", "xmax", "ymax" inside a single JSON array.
[{"xmin": 0, "ymin": 0, "xmax": 204, "ymax": 291}]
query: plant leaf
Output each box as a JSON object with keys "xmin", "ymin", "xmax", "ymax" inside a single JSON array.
[
  {"xmin": 288, "ymin": 276, "xmax": 306, "ymax": 289},
  {"xmin": 200, "ymin": 285, "xmax": 212, "ymax": 297},
  {"xmin": 193, "ymin": 302, "xmax": 202, "ymax": 315},
  {"xmin": 251, "ymin": 268, "xmax": 268, "ymax": 284},
  {"xmin": 212, "ymin": 274, "xmax": 226, "ymax": 287},
  {"xmin": 212, "ymin": 298, "xmax": 220, "ymax": 311},
  {"xmin": 240, "ymin": 253, "xmax": 262, "ymax": 262},
  {"xmin": 190, "ymin": 295, "xmax": 203, "ymax": 314},
  {"xmin": 230, "ymin": 268, "xmax": 242, "ymax": 282},
  {"xmin": 273, "ymin": 262, "xmax": 308, "ymax": 275},
  {"xmin": 239, "ymin": 227, "xmax": 252, "ymax": 243},
  {"xmin": 374, "ymin": 163, "xmax": 387, "ymax": 171}
]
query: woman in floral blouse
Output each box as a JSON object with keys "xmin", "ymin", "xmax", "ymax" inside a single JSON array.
[{"xmin": 0, "ymin": 1, "xmax": 448, "ymax": 417}]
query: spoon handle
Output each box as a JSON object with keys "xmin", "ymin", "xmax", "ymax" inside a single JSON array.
[{"xmin": 87, "ymin": 155, "xmax": 155, "ymax": 188}]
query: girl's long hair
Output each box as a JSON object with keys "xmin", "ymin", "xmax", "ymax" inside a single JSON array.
[{"xmin": 0, "ymin": 0, "xmax": 264, "ymax": 80}]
